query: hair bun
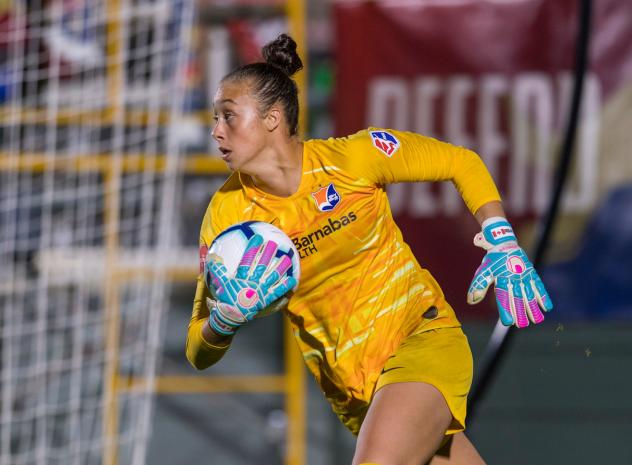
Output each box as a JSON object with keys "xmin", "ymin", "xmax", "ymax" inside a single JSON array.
[{"xmin": 262, "ymin": 34, "xmax": 303, "ymax": 77}]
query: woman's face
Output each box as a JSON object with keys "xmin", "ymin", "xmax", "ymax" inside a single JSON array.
[{"xmin": 211, "ymin": 79, "xmax": 268, "ymax": 172}]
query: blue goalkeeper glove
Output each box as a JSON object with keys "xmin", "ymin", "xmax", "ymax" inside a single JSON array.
[
  {"xmin": 205, "ymin": 234, "xmax": 297, "ymax": 336},
  {"xmin": 467, "ymin": 217, "xmax": 553, "ymax": 328}
]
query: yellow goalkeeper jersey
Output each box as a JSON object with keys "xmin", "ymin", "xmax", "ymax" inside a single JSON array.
[{"xmin": 186, "ymin": 128, "xmax": 501, "ymax": 420}]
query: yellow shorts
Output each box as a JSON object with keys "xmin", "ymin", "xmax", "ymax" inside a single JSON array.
[
  {"xmin": 337, "ymin": 326, "xmax": 473, "ymax": 435},
  {"xmin": 374, "ymin": 326, "xmax": 474, "ymax": 435},
  {"xmin": 334, "ymin": 320, "xmax": 473, "ymax": 436}
]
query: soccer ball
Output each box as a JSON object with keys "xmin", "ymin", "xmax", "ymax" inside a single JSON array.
[{"xmin": 205, "ymin": 221, "xmax": 301, "ymax": 317}]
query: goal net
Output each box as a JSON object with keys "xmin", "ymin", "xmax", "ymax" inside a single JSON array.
[{"xmin": 0, "ymin": 1, "xmax": 194, "ymax": 464}]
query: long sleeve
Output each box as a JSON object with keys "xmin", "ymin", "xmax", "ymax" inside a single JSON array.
[
  {"xmin": 185, "ymin": 275, "xmax": 231, "ymax": 370},
  {"xmin": 185, "ymin": 198, "xmax": 231, "ymax": 370}
]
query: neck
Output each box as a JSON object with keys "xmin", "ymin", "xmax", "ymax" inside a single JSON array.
[{"xmin": 247, "ymin": 138, "xmax": 304, "ymax": 197}]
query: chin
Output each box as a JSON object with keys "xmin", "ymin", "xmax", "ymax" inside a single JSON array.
[{"xmin": 222, "ymin": 158, "xmax": 238, "ymax": 171}]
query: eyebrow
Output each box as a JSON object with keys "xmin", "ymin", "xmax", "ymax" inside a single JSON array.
[{"xmin": 215, "ymin": 98, "xmax": 237, "ymax": 105}]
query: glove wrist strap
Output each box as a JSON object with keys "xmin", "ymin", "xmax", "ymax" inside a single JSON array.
[
  {"xmin": 208, "ymin": 302, "xmax": 239, "ymax": 336},
  {"xmin": 481, "ymin": 217, "xmax": 517, "ymax": 247},
  {"xmin": 208, "ymin": 312, "xmax": 237, "ymax": 336}
]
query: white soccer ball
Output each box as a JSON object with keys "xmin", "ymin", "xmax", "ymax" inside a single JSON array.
[{"xmin": 205, "ymin": 221, "xmax": 301, "ymax": 317}]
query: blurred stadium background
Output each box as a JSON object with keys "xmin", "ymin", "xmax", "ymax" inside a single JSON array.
[{"xmin": 1, "ymin": 0, "xmax": 631, "ymax": 464}]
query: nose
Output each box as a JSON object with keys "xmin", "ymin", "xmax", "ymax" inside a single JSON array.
[{"xmin": 211, "ymin": 120, "xmax": 224, "ymax": 143}]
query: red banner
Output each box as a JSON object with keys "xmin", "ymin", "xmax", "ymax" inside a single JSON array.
[{"xmin": 334, "ymin": 0, "xmax": 632, "ymax": 318}]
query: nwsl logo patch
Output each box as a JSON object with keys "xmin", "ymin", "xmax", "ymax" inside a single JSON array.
[
  {"xmin": 370, "ymin": 130, "xmax": 400, "ymax": 157},
  {"xmin": 311, "ymin": 184, "xmax": 341, "ymax": 212}
]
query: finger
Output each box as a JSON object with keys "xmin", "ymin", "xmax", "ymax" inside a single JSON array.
[
  {"xmin": 250, "ymin": 240, "xmax": 279, "ymax": 281},
  {"xmin": 522, "ymin": 275, "xmax": 545, "ymax": 324},
  {"xmin": 236, "ymin": 234, "xmax": 264, "ymax": 279},
  {"xmin": 208, "ymin": 260, "xmax": 229, "ymax": 278},
  {"xmin": 224, "ymin": 278, "xmax": 246, "ymax": 302},
  {"xmin": 207, "ymin": 262, "xmax": 229, "ymax": 295},
  {"xmin": 467, "ymin": 264, "xmax": 493, "ymax": 305},
  {"xmin": 208, "ymin": 264, "xmax": 229, "ymax": 295},
  {"xmin": 208, "ymin": 284, "xmax": 219, "ymax": 300},
  {"xmin": 510, "ymin": 278, "xmax": 529, "ymax": 328},
  {"xmin": 494, "ymin": 276, "xmax": 515, "ymax": 326},
  {"xmin": 533, "ymin": 273, "xmax": 554, "ymax": 312},
  {"xmin": 268, "ymin": 276, "xmax": 298, "ymax": 302},
  {"xmin": 211, "ymin": 277, "xmax": 225, "ymax": 296},
  {"xmin": 262, "ymin": 255, "xmax": 293, "ymax": 289}
]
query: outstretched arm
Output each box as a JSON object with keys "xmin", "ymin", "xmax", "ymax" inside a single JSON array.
[{"xmin": 341, "ymin": 128, "xmax": 552, "ymax": 327}]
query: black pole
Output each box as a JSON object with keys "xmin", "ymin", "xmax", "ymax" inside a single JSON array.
[{"xmin": 467, "ymin": 0, "xmax": 593, "ymax": 423}]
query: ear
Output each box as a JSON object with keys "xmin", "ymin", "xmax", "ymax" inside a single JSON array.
[{"xmin": 263, "ymin": 107, "xmax": 282, "ymax": 132}]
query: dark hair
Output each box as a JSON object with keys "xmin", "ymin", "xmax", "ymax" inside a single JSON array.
[{"xmin": 222, "ymin": 34, "xmax": 303, "ymax": 136}]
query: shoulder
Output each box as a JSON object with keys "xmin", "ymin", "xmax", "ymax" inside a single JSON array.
[
  {"xmin": 309, "ymin": 128, "xmax": 405, "ymax": 156},
  {"xmin": 308, "ymin": 128, "xmax": 410, "ymax": 170},
  {"xmin": 200, "ymin": 172, "xmax": 244, "ymax": 240},
  {"xmin": 305, "ymin": 128, "xmax": 380, "ymax": 165},
  {"xmin": 209, "ymin": 172, "xmax": 243, "ymax": 215},
  {"xmin": 308, "ymin": 128, "xmax": 370, "ymax": 151}
]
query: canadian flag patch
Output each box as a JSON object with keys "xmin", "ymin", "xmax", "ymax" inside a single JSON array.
[{"xmin": 490, "ymin": 226, "xmax": 514, "ymax": 240}]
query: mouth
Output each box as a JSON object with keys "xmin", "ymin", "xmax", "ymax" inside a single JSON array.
[{"xmin": 218, "ymin": 147, "xmax": 232, "ymax": 160}]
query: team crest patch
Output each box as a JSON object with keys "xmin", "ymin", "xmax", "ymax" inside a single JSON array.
[
  {"xmin": 370, "ymin": 130, "xmax": 400, "ymax": 157},
  {"xmin": 311, "ymin": 183, "xmax": 341, "ymax": 212}
]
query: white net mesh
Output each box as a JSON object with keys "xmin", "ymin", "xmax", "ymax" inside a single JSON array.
[{"xmin": 0, "ymin": 1, "xmax": 193, "ymax": 464}]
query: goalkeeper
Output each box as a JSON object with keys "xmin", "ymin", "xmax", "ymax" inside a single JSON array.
[{"xmin": 186, "ymin": 34, "xmax": 552, "ymax": 465}]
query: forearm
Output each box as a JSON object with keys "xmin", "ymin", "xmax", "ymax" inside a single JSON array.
[
  {"xmin": 201, "ymin": 319, "xmax": 232, "ymax": 345},
  {"xmin": 447, "ymin": 148, "xmax": 502, "ymax": 216},
  {"xmin": 474, "ymin": 200, "xmax": 506, "ymax": 226},
  {"xmin": 186, "ymin": 318, "xmax": 232, "ymax": 370}
]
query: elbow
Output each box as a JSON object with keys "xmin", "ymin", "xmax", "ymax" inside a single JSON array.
[
  {"xmin": 185, "ymin": 341, "xmax": 213, "ymax": 371},
  {"xmin": 188, "ymin": 356, "xmax": 212, "ymax": 372},
  {"xmin": 185, "ymin": 349, "xmax": 203, "ymax": 371},
  {"xmin": 185, "ymin": 332, "xmax": 228, "ymax": 371}
]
